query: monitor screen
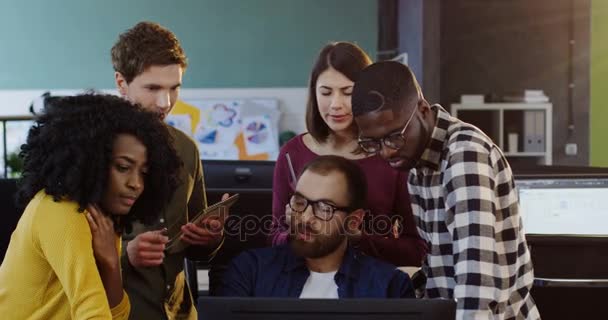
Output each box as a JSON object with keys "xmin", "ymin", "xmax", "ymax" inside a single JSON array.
[
  {"xmin": 516, "ymin": 178, "xmax": 608, "ymax": 236},
  {"xmin": 198, "ymin": 297, "xmax": 456, "ymax": 320}
]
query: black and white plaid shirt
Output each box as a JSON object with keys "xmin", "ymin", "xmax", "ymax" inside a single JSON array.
[{"xmin": 408, "ymin": 105, "xmax": 540, "ymax": 319}]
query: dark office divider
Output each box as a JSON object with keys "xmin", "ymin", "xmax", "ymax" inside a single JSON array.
[
  {"xmin": 527, "ymin": 237, "xmax": 608, "ymax": 318},
  {"xmin": 528, "ymin": 236, "xmax": 608, "ymax": 279},
  {"xmin": 0, "ymin": 179, "xmax": 20, "ymax": 263},
  {"xmin": 531, "ymin": 287, "xmax": 607, "ymax": 319}
]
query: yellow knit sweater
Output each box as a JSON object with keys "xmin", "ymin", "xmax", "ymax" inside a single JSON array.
[{"xmin": 0, "ymin": 190, "xmax": 129, "ymax": 319}]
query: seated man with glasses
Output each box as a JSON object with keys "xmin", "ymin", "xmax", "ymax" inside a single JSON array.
[{"xmin": 219, "ymin": 155, "xmax": 414, "ymax": 298}]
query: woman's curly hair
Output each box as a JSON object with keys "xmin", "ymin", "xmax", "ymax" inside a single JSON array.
[{"xmin": 16, "ymin": 93, "xmax": 182, "ymax": 229}]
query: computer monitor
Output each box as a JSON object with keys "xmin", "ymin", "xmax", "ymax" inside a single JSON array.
[
  {"xmin": 199, "ymin": 160, "xmax": 275, "ymax": 295},
  {"xmin": 516, "ymin": 176, "xmax": 608, "ymax": 236},
  {"xmin": 202, "ymin": 159, "xmax": 275, "ymax": 250},
  {"xmin": 515, "ymin": 174, "xmax": 608, "ymax": 319},
  {"xmin": 197, "ymin": 297, "xmax": 456, "ymax": 320}
]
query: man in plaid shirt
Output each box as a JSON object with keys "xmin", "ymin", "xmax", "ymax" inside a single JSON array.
[{"xmin": 351, "ymin": 61, "xmax": 540, "ymax": 319}]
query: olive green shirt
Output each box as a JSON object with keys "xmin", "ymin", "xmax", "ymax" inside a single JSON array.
[{"xmin": 121, "ymin": 126, "xmax": 211, "ymax": 320}]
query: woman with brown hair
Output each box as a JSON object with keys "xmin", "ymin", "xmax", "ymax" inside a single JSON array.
[{"xmin": 269, "ymin": 42, "xmax": 427, "ymax": 267}]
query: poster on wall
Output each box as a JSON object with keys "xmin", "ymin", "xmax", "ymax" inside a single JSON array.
[
  {"xmin": 167, "ymin": 98, "xmax": 280, "ymax": 160},
  {"xmin": 242, "ymin": 115, "xmax": 276, "ymax": 155}
]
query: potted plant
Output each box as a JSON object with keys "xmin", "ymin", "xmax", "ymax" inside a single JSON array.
[{"xmin": 6, "ymin": 150, "xmax": 23, "ymax": 178}]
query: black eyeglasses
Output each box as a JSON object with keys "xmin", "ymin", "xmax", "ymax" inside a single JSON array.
[
  {"xmin": 288, "ymin": 193, "xmax": 352, "ymax": 221},
  {"xmin": 357, "ymin": 105, "xmax": 417, "ymax": 154}
]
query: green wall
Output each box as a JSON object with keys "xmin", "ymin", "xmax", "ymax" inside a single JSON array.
[
  {"xmin": 591, "ymin": 0, "xmax": 608, "ymax": 166},
  {"xmin": 0, "ymin": 0, "xmax": 376, "ymax": 89}
]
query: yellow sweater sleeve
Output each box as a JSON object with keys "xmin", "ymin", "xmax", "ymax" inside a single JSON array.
[
  {"xmin": 33, "ymin": 200, "xmax": 113, "ymax": 319},
  {"xmin": 110, "ymin": 238, "xmax": 130, "ymax": 320},
  {"xmin": 110, "ymin": 291, "xmax": 130, "ymax": 319}
]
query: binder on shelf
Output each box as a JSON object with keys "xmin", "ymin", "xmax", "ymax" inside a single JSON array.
[
  {"xmin": 523, "ymin": 111, "xmax": 535, "ymax": 152},
  {"xmin": 533, "ymin": 110, "xmax": 545, "ymax": 152},
  {"xmin": 523, "ymin": 111, "xmax": 545, "ymax": 152}
]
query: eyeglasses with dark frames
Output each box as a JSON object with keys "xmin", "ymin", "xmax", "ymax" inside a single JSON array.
[
  {"xmin": 288, "ymin": 193, "xmax": 352, "ymax": 221},
  {"xmin": 357, "ymin": 105, "xmax": 418, "ymax": 154}
]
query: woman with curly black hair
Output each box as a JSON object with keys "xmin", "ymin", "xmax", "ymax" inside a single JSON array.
[{"xmin": 0, "ymin": 94, "xmax": 182, "ymax": 320}]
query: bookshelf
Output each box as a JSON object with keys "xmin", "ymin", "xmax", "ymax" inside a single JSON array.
[{"xmin": 451, "ymin": 103, "xmax": 552, "ymax": 165}]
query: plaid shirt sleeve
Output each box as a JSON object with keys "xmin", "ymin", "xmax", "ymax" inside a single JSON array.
[{"xmin": 443, "ymin": 144, "xmax": 515, "ymax": 319}]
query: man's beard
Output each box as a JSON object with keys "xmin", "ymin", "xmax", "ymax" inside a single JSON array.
[{"xmin": 289, "ymin": 223, "xmax": 346, "ymax": 259}]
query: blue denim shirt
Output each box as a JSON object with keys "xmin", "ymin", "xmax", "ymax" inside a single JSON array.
[{"xmin": 220, "ymin": 244, "xmax": 414, "ymax": 298}]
